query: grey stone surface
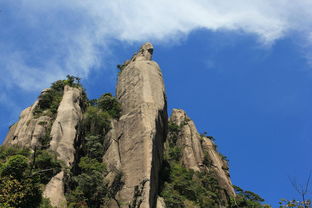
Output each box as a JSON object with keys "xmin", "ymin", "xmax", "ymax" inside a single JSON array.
[
  {"xmin": 49, "ymin": 85, "xmax": 83, "ymax": 167},
  {"xmin": 169, "ymin": 109, "xmax": 235, "ymax": 198},
  {"xmin": 104, "ymin": 43, "xmax": 167, "ymax": 208},
  {"xmin": 3, "ymin": 89, "xmax": 53, "ymax": 148},
  {"xmin": 43, "ymin": 171, "xmax": 67, "ymax": 208}
]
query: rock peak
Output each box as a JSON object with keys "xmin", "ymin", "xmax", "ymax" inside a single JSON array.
[
  {"xmin": 139, "ymin": 42, "xmax": 154, "ymax": 60},
  {"xmin": 117, "ymin": 42, "xmax": 155, "ymax": 71},
  {"xmin": 131, "ymin": 42, "xmax": 154, "ymax": 61}
]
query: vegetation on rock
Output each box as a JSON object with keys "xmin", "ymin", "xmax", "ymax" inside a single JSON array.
[
  {"xmin": 0, "ymin": 146, "xmax": 61, "ymax": 208},
  {"xmin": 65, "ymin": 92, "xmax": 122, "ymax": 207},
  {"xmin": 0, "ymin": 75, "xmax": 277, "ymax": 207},
  {"xmin": 1, "ymin": 76, "xmax": 122, "ymax": 208},
  {"xmin": 229, "ymin": 185, "xmax": 270, "ymax": 208},
  {"xmin": 33, "ymin": 75, "xmax": 85, "ymax": 118},
  {"xmin": 160, "ymin": 121, "xmax": 225, "ymax": 208},
  {"xmin": 160, "ymin": 121, "xmax": 270, "ymax": 208}
]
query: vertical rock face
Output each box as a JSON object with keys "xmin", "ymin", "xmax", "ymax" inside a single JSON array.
[
  {"xmin": 49, "ymin": 85, "xmax": 83, "ymax": 167},
  {"xmin": 169, "ymin": 109, "xmax": 235, "ymax": 198},
  {"xmin": 46, "ymin": 85, "xmax": 83, "ymax": 207},
  {"xmin": 104, "ymin": 43, "xmax": 167, "ymax": 208}
]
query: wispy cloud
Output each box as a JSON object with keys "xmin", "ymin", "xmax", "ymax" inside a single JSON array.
[{"xmin": 1, "ymin": 0, "xmax": 312, "ymax": 92}]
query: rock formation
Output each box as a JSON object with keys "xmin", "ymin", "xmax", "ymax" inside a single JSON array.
[
  {"xmin": 3, "ymin": 85, "xmax": 84, "ymax": 207},
  {"xmin": 3, "ymin": 89, "xmax": 53, "ymax": 148},
  {"xmin": 1, "ymin": 43, "xmax": 241, "ymax": 208},
  {"xmin": 103, "ymin": 42, "xmax": 168, "ymax": 208},
  {"xmin": 168, "ymin": 109, "xmax": 235, "ymax": 204},
  {"xmin": 49, "ymin": 85, "xmax": 83, "ymax": 167}
]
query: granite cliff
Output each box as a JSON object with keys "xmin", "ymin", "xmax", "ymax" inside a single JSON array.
[{"xmin": 1, "ymin": 43, "xmax": 266, "ymax": 208}]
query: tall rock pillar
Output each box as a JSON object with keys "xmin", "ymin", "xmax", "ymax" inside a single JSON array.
[{"xmin": 114, "ymin": 43, "xmax": 167, "ymax": 208}]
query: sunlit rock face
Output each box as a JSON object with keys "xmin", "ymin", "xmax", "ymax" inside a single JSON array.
[
  {"xmin": 49, "ymin": 85, "xmax": 83, "ymax": 167},
  {"xmin": 104, "ymin": 42, "xmax": 168, "ymax": 208},
  {"xmin": 4, "ymin": 85, "xmax": 84, "ymax": 208},
  {"xmin": 169, "ymin": 109, "xmax": 235, "ymax": 202},
  {"xmin": 4, "ymin": 89, "xmax": 53, "ymax": 148}
]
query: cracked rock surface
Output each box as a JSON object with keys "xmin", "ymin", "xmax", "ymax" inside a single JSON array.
[{"xmin": 104, "ymin": 43, "xmax": 168, "ymax": 208}]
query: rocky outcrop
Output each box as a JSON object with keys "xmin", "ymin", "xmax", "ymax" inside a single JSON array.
[
  {"xmin": 3, "ymin": 85, "xmax": 84, "ymax": 208},
  {"xmin": 49, "ymin": 85, "xmax": 83, "ymax": 167},
  {"xmin": 156, "ymin": 197, "xmax": 166, "ymax": 208},
  {"xmin": 169, "ymin": 109, "xmax": 235, "ymax": 198},
  {"xmin": 201, "ymin": 136, "xmax": 235, "ymax": 198},
  {"xmin": 43, "ymin": 171, "xmax": 67, "ymax": 208},
  {"xmin": 45, "ymin": 85, "xmax": 83, "ymax": 207},
  {"xmin": 169, "ymin": 109, "xmax": 205, "ymax": 172},
  {"xmin": 104, "ymin": 43, "xmax": 167, "ymax": 208},
  {"xmin": 3, "ymin": 89, "xmax": 53, "ymax": 148}
]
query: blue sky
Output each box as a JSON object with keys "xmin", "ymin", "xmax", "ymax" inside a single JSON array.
[{"xmin": 1, "ymin": 1, "xmax": 312, "ymax": 206}]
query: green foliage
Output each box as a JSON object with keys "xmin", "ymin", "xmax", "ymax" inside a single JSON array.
[
  {"xmin": 203, "ymin": 152, "xmax": 213, "ymax": 167},
  {"xmin": 0, "ymin": 155, "xmax": 28, "ymax": 179},
  {"xmin": 78, "ymin": 156, "xmax": 106, "ymax": 173},
  {"xmin": 160, "ymin": 183, "xmax": 185, "ymax": 208},
  {"xmin": 167, "ymin": 121, "xmax": 182, "ymax": 150},
  {"xmin": 33, "ymin": 150, "xmax": 62, "ymax": 184},
  {"xmin": 66, "ymin": 156, "xmax": 108, "ymax": 208},
  {"xmin": 168, "ymin": 146, "xmax": 182, "ymax": 161},
  {"xmin": 33, "ymin": 75, "xmax": 83, "ymax": 118},
  {"xmin": 37, "ymin": 123, "xmax": 53, "ymax": 149},
  {"xmin": 64, "ymin": 92, "xmax": 121, "ymax": 207},
  {"xmin": 279, "ymin": 199, "xmax": 311, "ymax": 208},
  {"xmin": 83, "ymin": 135, "xmax": 105, "ymax": 160},
  {"xmin": 160, "ymin": 162, "xmax": 221, "ymax": 208},
  {"xmin": 168, "ymin": 122, "xmax": 181, "ymax": 137},
  {"xmin": 97, "ymin": 93, "xmax": 122, "ymax": 119},
  {"xmin": 0, "ymin": 146, "xmax": 30, "ymax": 161},
  {"xmin": 82, "ymin": 106, "xmax": 111, "ymax": 136},
  {"xmin": 39, "ymin": 198, "xmax": 56, "ymax": 208},
  {"xmin": 0, "ymin": 146, "xmax": 62, "ymax": 207},
  {"xmin": 160, "ymin": 120, "xmax": 243, "ymax": 208},
  {"xmin": 160, "ymin": 121, "xmax": 223, "ymax": 208},
  {"xmin": 230, "ymin": 185, "xmax": 268, "ymax": 208},
  {"xmin": 0, "ymin": 176, "xmax": 42, "ymax": 208}
]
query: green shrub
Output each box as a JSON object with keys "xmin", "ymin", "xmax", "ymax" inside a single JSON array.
[
  {"xmin": 161, "ymin": 183, "xmax": 185, "ymax": 208},
  {"xmin": 168, "ymin": 146, "xmax": 182, "ymax": 162},
  {"xmin": 0, "ymin": 155, "xmax": 29, "ymax": 179},
  {"xmin": 0, "ymin": 146, "xmax": 63, "ymax": 207},
  {"xmin": 97, "ymin": 93, "xmax": 122, "ymax": 119},
  {"xmin": 78, "ymin": 157, "xmax": 106, "ymax": 174},
  {"xmin": 33, "ymin": 150, "xmax": 62, "ymax": 184},
  {"xmin": 39, "ymin": 198, "xmax": 56, "ymax": 208},
  {"xmin": 203, "ymin": 152, "xmax": 213, "ymax": 167},
  {"xmin": 83, "ymin": 135, "xmax": 105, "ymax": 161},
  {"xmin": 0, "ymin": 176, "xmax": 42, "ymax": 208},
  {"xmin": 82, "ymin": 106, "xmax": 111, "ymax": 136},
  {"xmin": 66, "ymin": 157, "xmax": 108, "ymax": 207},
  {"xmin": 64, "ymin": 91, "xmax": 121, "ymax": 207},
  {"xmin": 33, "ymin": 75, "xmax": 83, "ymax": 118},
  {"xmin": 160, "ymin": 120, "xmax": 226, "ymax": 208},
  {"xmin": 230, "ymin": 185, "xmax": 266, "ymax": 208},
  {"xmin": 0, "ymin": 146, "xmax": 30, "ymax": 161}
]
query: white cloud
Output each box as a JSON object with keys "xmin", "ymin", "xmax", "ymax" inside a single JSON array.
[{"xmin": 1, "ymin": 0, "xmax": 312, "ymax": 92}]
